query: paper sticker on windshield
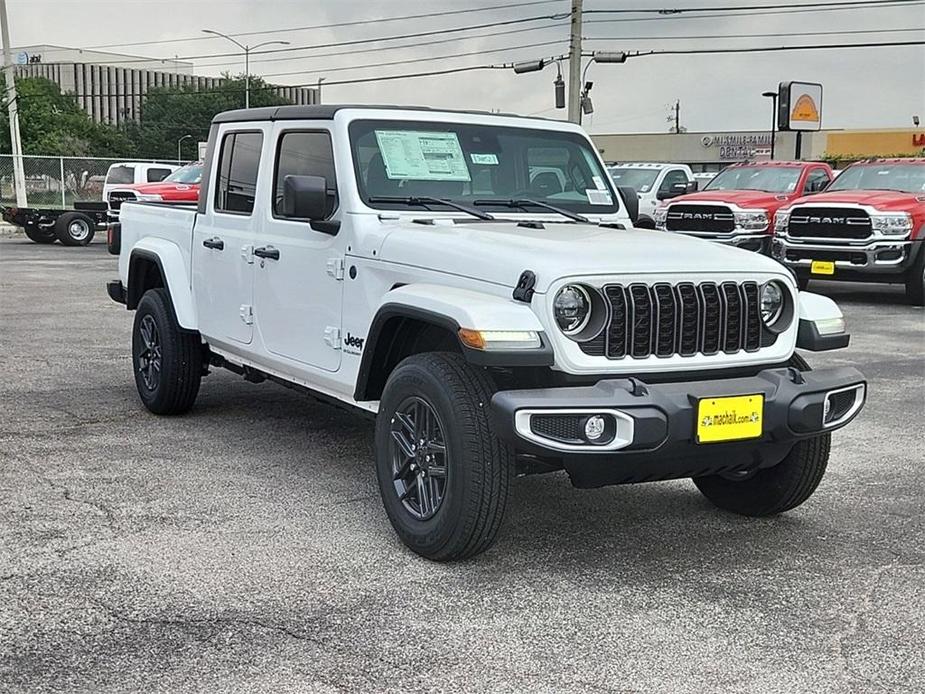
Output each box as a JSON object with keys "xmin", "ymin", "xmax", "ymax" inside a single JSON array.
[
  {"xmin": 374, "ymin": 130, "xmax": 471, "ymax": 181},
  {"xmin": 471, "ymin": 153, "xmax": 499, "ymax": 165},
  {"xmin": 592, "ymin": 175, "xmax": 607, "ymax": 191},
  {"xmin": 586, "ymin": 189, "xmax": 612, "ymax": 205}
]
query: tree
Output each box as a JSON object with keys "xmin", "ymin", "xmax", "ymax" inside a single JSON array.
[
  {"xmin": 126, "ymin": 74, "xmax": 292, "ymax": 160},
  {"xmin": 0, "ymin": 76, "xmax": 133, "ymax": 157}
]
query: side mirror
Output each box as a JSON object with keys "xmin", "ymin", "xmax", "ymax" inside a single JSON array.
[
  {"xmin": 616, "ymin": 185, "xmax": 639, "ymax": 224},
  {"xmin": 282, "ymin": 174, "xmax": 327, "ymax": 220},
  {"xmin": 687, "ymin": 180, "xmax": 699, "ymax": 192},
  {"xmin": 656, "ymin": 182, "xmax": 689, "ymax": 200}
]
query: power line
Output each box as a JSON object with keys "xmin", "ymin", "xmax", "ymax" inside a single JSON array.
[
  {"xmin": 585, "ymin": 0, "xmax": 921, "ymax": 14},
  {"xmin": 621, "ymin": 38, "xmax": 925, "ymax": 58},
  {"xmin": 584, "ymin": 26, "xmax": 924, "ymax": 42},
  {"xmin": 81, "ymin": 0, "xmax": 567, "ymax": 50}
]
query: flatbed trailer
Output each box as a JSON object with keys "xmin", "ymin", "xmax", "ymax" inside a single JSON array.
[{"xmin": 2, "ymin": 202, "xmax": 109, "ymax": 246}]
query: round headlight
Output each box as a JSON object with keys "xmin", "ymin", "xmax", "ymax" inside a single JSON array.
[
  {"xmin": 554, "ymin": 285, "xmax": 591, "ymax": 335},
  {"xmin": 760, "ymin": 281, "xmax": 785, "ymax": 326}
]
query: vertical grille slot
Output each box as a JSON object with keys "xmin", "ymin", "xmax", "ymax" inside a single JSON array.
[
  {"xmin": 628, "ymin": 285, "xmax": 654, "ymax": 358},
  {"xmin": 581, "ymin": 280, "xmax": 765, "ymax": 360}
]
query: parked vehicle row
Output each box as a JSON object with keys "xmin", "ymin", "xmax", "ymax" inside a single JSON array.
[{"xmin": 107, "ymin": 104, "xmax": 865, "ymax": 561}]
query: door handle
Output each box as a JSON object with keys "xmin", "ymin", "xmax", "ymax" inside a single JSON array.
[
  {"xmin": 202, "ymin": 237, "xmax": 224, "ymax": 250},
  {"xmin": 253, "ymin": 245, "xmax": 280, "ymax": 260}
]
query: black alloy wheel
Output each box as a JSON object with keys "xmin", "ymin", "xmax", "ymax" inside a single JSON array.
[
  {"xmin": 389, "ymin": 395, "xmax": 449, "ymax": 521},
  {"xmin": 136, "ymin": 314, "xmax": 162, "ymax": 392}
]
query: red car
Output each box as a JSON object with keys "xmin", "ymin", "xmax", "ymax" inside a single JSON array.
[
  {"xmin": 107, "ymin": 162, "xmax": 203, "ymax": 214},
  {"xmin": 655, "ymin": 160, "xmax": 835, "ymax": 252},
  {"xmin": 771, "ymin": 158, "xmax": 925, "ymax": 304}
]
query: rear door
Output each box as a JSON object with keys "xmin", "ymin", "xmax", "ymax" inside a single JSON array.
[
  {"xmin": 253, "ymin": 125, "xmax": 344, "ymax": 372},
  {"xmin": 192, "ymin": 127, "xmax": 269, "ymax": 347}
]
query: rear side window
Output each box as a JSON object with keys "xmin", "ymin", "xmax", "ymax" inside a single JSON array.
[
  {"xmin": 214, "ymin": 132, "xmax": 264, "ymax": 214},
  {"xmin": 106, "ymin": 165, "xmax": 133, "ymax": 184},
  {"xmin": 274, "ymin": 131, "xmax": 338, "ymax": 218},
  {"xmin": 146, "ymin": 167, "xmax": 173, "ymax": 183}
]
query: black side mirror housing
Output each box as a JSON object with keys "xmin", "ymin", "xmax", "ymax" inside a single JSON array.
[
  {"xmin": 687, "ymin": 180, "xmax": 699, "ymax": 192},
  {"xmin": 657, "ymin": 182, "xmax": 690, "ymax": 201},
  {"xmin": 616, "ymin": 185, "xmax": 639, "ymax": 224},
  {"xmin": 282, "ymin": 174, "xmax": 327, "ymax": 220}
]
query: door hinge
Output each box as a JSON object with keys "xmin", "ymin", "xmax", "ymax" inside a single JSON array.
[
  {"xmin": 326, "ymin": 257, "xmax": 345, "ymax": 280},
  {"xmin": 239, "ymin": 304, "xmax": 254, "ymax": 325},
  {"xmin": 241, "ymin": 244, "xmax": 254, "ymax": 264},
  {"xmin": 324, "ymin": 326, "xmax": 341, "ymax": 349}
]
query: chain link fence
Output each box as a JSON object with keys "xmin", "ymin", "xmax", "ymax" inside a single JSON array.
[{"xmin": 0, "ymin": 155, "xmax": 187, "ymax": 209}]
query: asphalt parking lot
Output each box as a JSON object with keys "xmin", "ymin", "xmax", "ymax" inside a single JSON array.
[{"xmin": 1, "ymin": 235, "xmax": 923, "ymax": 693}]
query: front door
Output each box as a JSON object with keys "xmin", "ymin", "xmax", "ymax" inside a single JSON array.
[
  {"xmin": 253, "ymin": 127, "xmax": 344, "ymax": 373},
  {"xmin": 193, "ymin": 128, "xmax": 268, "ymax": 346}
]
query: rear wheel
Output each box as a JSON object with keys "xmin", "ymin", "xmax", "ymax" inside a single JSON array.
[
  {"xmin": 375, "ymin": 352, "xmax": 513, "ymax": 561},
  {"xmin": 23, "ymin": 223, "xmax": 58, "ymax": 244},
  {"xmin": 54, "ymin": 212, "xmax": 95, "ymax": 246},
  {"xmin": 905, "ymin": 246, "xmax": 925, "ymax": 306},
  {"xmin": 132, "ymin": 288, "xmax": 202, "ymax": 415}
]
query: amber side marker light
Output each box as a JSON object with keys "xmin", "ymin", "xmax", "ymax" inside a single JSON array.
[{"xmin": 458, "ymin": 329, "xmax": 542, "ymax": 351}]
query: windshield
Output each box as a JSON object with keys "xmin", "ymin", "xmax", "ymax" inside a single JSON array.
[
  {"xmin": 349, "ymin": 119, "xmax": 619, "ymax": 215},
  {"xmin": 607, "ymin": 167, "xmax": 659, "ymax": 193},
  {"xmin": 704, "ymin": 166, "xmax": 801, "ymax": 193},
  {"xmin": 827, "ymin": 163, "xmax": 925, "ymax": 193},
  {"xmin": 164, "ymin": 163, "xmax": 203, "ymax": 184}
]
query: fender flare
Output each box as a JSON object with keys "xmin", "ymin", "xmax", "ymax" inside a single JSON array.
[
  {"xmin": 127, "ymin": 239, "xmax": 197, "ymax": 330},
  {"xmin": 796, "ymin": 291, "xmax": 849, "ymax": 351},
  {"xmin": 354, "ymin": 284, "xmax": 552, "ymax": 401}
]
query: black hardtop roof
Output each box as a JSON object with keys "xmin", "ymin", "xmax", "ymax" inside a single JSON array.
[{"xmin": 211, "ymin": 104, "xmax": 543, "ymax": 125}]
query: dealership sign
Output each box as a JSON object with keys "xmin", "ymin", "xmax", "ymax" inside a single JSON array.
[
  {"xmin": 778, "ymin": 81, "xmax": 823, "ymax": 131},
  {"xmin": 701, "ymin": 133, "xmax": 773, "ymax": 160}
]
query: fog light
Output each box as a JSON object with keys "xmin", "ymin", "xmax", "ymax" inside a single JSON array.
[{"xmin": 584, "ymin": 415, "xmax": 607, "ymax": 441}]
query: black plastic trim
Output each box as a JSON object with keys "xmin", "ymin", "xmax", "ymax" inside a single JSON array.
[
  {"xmin": 106, "ymin": 280, "xmax": 126, "ymax": 304},
  {"xmin": 796, "ymin": 318, "xmax": 850, "ymax": 351}
]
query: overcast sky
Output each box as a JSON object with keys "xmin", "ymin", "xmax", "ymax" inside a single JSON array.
[{"xmin": 8, "ymin": 0, "xmax": 925, "ymax": 133}]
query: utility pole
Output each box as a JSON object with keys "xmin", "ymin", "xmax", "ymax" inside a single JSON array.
[
  {"xmin": 566, "ymin": 0, "xmax": 583, "ymax": 124},
  {"xmin": 1, "ymin": 0, "xmax": 27, "ymax": 207},
  {"xmin": 673, "ymin": 100, "xmax": 680, "ymax": 134}
]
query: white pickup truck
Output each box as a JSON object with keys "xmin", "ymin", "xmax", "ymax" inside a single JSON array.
[
  {"xmin": 607, "ymin": 162, "xmax": 697, "ymax": 228},
  {"xmin": 108, "ymin": 105, "xmax": 866, "ymax": 561}
]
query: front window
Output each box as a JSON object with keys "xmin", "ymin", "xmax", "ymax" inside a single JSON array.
[
  {"xmin": 106, "ymin": 165, "xmax": 133, "ymax": 184},
  {"xmin": 705, "ymin": 166, "xmax": 801, "ymax": 193},
  {"xmin": 827, "ymin": 163, "xmax": 925, "ymax": 194},
  {"xmin": 608, "ymin": 167, "xmax": 659, "ymax": 193},
  {"xmin": 350, "ymin": 119, "xmax": 619, "ymax": 215},
  {"xmin": 164, "ymin": 163, "xmax": 203, "ymax": 184}
]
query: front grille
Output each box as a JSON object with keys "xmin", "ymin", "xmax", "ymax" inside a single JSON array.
[
  {"xmin": 530, "ymin": 415, "xmax": 584, "ymax": 444},
  {"xmin": 826, "ymin": 390, "xmax": 857, "ymax": 423},
  {"xmin": 108, "ymin": 191, "xmax": 137, "ymax": 211},
  {"xmin": 787, "ymin": 206, "xmax": 872, "ymax": 240},
  {"xmin": 665, "ymin": 205, "xmax": 735, "ymax": 233},
  {"xmin": 579, "ymin": 281, "xmax": 762, "ymax": 360}
]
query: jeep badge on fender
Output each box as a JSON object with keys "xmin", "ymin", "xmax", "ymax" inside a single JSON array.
[{"xmin": 107, "ymin": 104, "xmax": 866, "ymax": 561}]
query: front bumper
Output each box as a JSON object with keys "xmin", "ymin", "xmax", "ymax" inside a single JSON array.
[
  {"xmin": 771, "ymin": 236, "xmax": 922, "ymax": 279},
  {"xmin": 491, "ymin": 366, "xmax": 865, "ymax": 488},
  {"xmin": 669, "ymin": 229, "xmax": 770, "ymax": 253}
]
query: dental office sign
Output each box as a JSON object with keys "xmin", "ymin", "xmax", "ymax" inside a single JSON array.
[{"xmin": 778, "ymin": 81, "xmax": 823, "ymax": 131}]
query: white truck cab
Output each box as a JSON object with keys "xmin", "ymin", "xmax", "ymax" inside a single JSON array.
[
  {"xmin": 103, "ymin": 162, "xmax": 179, "ymax": 202},
  {"xmin": 607, "ymin": 162, "xmax": 696, "ymax": 228},
  {"xmin": 107, "ymin": 105, "xmax": 865, "ymax": 561}
]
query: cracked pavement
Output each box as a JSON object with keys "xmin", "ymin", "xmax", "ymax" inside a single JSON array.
[{"xmin": 1, "ymin": 236, "xmax": 923, "ymax": 693}]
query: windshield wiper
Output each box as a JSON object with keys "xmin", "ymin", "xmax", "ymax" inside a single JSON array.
[
  {"xmin": 473, "ymin": 198, "xmax": 590, "ymax": 223},
  {"xmin": 367, "ymin": 195, "xmax": 494, "ymax": 221}
]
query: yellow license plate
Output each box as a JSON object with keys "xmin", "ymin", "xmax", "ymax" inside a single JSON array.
[
  {"xmin": 811, "ymin": 260, "xmax": 835, "ymax": 275},
  {"xmin": 696, "ymin": 394, "xmax": 764, "ymax": 444}
]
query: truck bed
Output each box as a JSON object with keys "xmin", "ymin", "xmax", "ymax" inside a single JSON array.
[{"xmin": 117, "ymin": 201, "xmax": 199, "ymax": 287}]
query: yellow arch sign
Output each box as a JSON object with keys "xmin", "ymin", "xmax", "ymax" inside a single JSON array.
[{"xmin": 791, "ymin": 94, "xmax": 820, "ymax": 123}]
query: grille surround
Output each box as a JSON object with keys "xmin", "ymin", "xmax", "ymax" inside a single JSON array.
[
  {"xmin": 108, "ymin": 191, "xmax": 137, "ymax": 211},
  {"xmin": 665, "ymin": 204, "xmax": 736, "ymax": 234},
  {"xmin": 787, "ymin": 206, "xmax": 872, "ymax": 240},
  {"xmin": 578, "ymin": 281, "xmax": 763, "ymax": 360}
]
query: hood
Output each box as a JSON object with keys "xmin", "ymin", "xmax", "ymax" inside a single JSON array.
[
  {"xmin": 784, "ymin": 189, "xmax": 925, "ymax": 213},
  {"xmin": 375, "ymin": 220, "xmax": 789, "ymax": 291},
  {"xmin": 667, "ymin": 189, "xmax": 795, "ymax": 209}
]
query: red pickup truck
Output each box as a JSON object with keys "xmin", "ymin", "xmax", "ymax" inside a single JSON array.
[
  {"xmin": 655, "ymin": 160, "xmax": 835, "ymax": 252},
  {"xmin": 770, "ymin": 158, "xmax": 925, "ymax": 304},
  {"xmin": 107, "ymin": 162, "xmax": 202, "ymax": 215}
]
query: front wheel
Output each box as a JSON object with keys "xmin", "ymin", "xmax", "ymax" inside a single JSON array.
[
  {"xmin": 132, "ymin": 288, "xmax": 202, "ymax": 415},
  {"xmin": 24, "ymin": 223, "xmax": 57, "ymax": 244},
  {"xmin": 694, "ymin": 434, "xmax": 830, "ymax": 516},
  {"xmin": 54, "ymin": 212, "xmax": 95, "ymax": 246},
  {"xmin": 375, "ymin": 352, "xmax": 513, "ymax": 561}
]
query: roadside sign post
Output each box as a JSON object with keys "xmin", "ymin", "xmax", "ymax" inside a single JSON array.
[{"xmin": 777, "ymin": 81, "xmax": 823, "ymax": 161}]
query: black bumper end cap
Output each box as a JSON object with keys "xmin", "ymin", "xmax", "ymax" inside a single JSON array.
[
  {"xmin": 107, "ymin": 280, "xmax": 127, "ymax": 305},
  {"xmin": 797, "ymin": 319, "xmax": 850, "ymax": 351}
]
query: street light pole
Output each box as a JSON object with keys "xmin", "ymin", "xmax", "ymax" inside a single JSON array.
[
  {"xmin": 202, "ymin": 30, "xmax": 290, "ymax": 109},
  {"xmin": 177, "ymin": 134, "xmax": 192, "ymax": 164},
  {"xmin": 762, "ymin": 90, "xmax": 778, "ymax": 160},
  {"xmin": 1, "ymin": 0, "xmax": 27, "ymax": 207}
]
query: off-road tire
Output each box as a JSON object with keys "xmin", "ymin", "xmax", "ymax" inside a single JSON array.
[
  {"xmin": 375, "ymin": 352, "xmax": 513, "ymax": 561},
  {"xmin": 694, "ymin": 351, "xmax": 829, "ymax": 516},
  {"xmin": 54, "ymin": 212, "xmax": 95, "ymax": 246},
  {"xmin": 23, "ymin": 223, "xmax": 57, "ymax": 244},
  {"xmin": 132, "ymin": 288, "xmax": 202, "ymax": 415},
  {"xmin": 905, "ymin": 245, "xmax": 925, "ymax": 306}
]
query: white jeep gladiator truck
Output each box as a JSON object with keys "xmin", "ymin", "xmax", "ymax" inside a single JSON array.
[{"xmin": 108, "ymin": 105, "xmax": 866, "ymax": 561}]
